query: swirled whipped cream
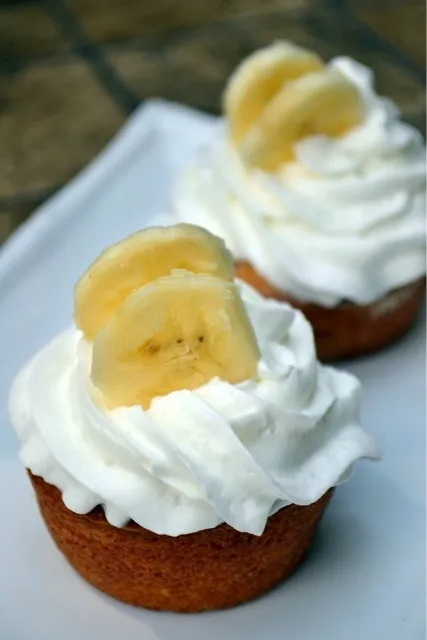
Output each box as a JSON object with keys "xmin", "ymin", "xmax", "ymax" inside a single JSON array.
[
  {"xmin": 10, "ymin": 282, "xmax": 378, "ymax": 536},
  {"xmin": 175, "ymin": 58, "xmax": 426, "ymax": 307}
]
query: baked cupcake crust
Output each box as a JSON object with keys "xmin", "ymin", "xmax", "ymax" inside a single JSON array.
[
  {"xmin": 29, "ymin": 472, "xmax": 333, "ymax": 612},
  {"xmin": 236, "ymin": 261, "xmax": 425, "ymax": 361}
]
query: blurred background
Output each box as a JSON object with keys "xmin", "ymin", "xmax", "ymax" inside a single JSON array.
[{"xmin": 0, "ymin": 0, "xmax": 425, "ymax": 245}]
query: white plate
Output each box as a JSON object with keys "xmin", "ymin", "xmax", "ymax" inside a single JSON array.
[{"xmin": 0, "ymin": 100, "xmax": 425, "ymax": 640}]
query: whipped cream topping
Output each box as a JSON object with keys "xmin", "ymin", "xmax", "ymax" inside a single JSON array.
[
  {"xmin": 10, "ymin": 283, "xmax": 378, "ymax": 536},
  {"xmin": 175, "ymin": 58, "xmax": 426, "ymax": 307}
]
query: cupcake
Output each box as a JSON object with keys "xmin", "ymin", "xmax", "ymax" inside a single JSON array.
[
  {"xmin": 9, "ymin": 223, "xmax": 378, "ymax": 612},
  {"xmin": 174, "ymin": 41, "xmax": 426, "ymax": 361}
]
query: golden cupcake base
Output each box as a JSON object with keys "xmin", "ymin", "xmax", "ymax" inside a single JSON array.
[
  {"xmin": 29, "ymin": 472, "xmax": 333, "ymax": 613},
  {"xmin": 236, "ymin": 261, "xmax": 425, "ymax": 361}
]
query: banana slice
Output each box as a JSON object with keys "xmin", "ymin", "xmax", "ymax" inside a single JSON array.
[
  {"xmin": 75, "ymin": 224, "xmax": 234, "ymax": 341},
  {"xmin": 91, "ymin": 273, "xmax": 260, "ymax": 409},
  {"xmin": 240, "ymin": 68, "xmax": 364, "ymax": 171},
  {"xmin": 224, "ymin": 41, "xmax": 324, "ymax": 143}
]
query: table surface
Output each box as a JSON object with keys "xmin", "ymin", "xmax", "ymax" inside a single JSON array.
[{"xmin": 0, "ymin": 0, "xmax": 425, "ymax": 244}]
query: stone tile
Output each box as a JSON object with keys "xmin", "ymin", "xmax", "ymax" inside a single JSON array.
[
  {"xmin": 107, "ymin": 24, "xmax": 247, "ymax": 112},
  {"xmin": 225, "ymin": 0, "xmax": 312, "ymax": 18},
  {"xmin": 0, "ymin": 213, "xmax": 13, "ymax": 245},
  {"xmin": 0, "ymin": 59, "xmax": 125, "ymax": 198},
  {"xmin": 68, "ymin": 0, "xmax": 313, "ymax": 43},
  {"xmin": 69, "ymin": 0, "xmax": 224, "ymax": 41},
  {"xmin": 0, "ymin": 4, "xmax": 67, "ymax": 58},
  {"xmin": 373, "ymin": 61, "xmax": 425, "ymax": 126},
  {"xmin": 343, "ymin": 0, "xmax": 426, "ymax": 67},
  {"xmin": 0, "ymin": 205, "xmax": 35, "ymax": 245},
  {"xmin": 228, "ymin": 11, "xmax": 338, "ymax": 60}
]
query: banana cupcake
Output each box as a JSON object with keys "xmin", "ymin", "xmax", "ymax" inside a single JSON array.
[
  {"xmin": 9, "ymin": 224, "xmax": 378, "ymax": 612},
  {"xmin": 174, "ymin": 42, "xmax": 426, "ymax": 360}
]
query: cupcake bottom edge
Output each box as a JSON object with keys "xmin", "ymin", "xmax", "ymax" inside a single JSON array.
[
  {"xmin": 28, "ymin": 471, "xmax": 333, "ymax": 612},
  {"xmin": 235, "ymin": 261, "xmax": 425, "ymax": 361}
]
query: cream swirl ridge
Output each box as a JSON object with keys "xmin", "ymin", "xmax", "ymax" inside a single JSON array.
[
  {"xmin": 175, "ymin": 58, "xmax": 426, "ymax": 306},
  {"xmin": 9, "ymin": 283, "xmax": 378, "ymax": 536}
]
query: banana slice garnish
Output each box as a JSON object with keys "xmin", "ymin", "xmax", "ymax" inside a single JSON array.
[
  {"xmin": 241, "ymin": 68, "xmax": 364, "ymax": 171},
  {"xmin": 224, "ymin": 41, "xmax": 324, "ymax": 144},
  {"xmin": 91, "ymin": 272, "xmax": 260, "ymax": 409},
  {"xmin": 224, "ymin": 41, "xmax": 364, "ymax": 171},
  {"xmin": 75, "ymin": 224, "xmax": 234, "ymax": 340}
]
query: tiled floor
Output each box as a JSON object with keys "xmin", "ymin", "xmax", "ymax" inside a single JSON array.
[{"xmin": 0, "ymin": 0, "xmax": 425, "ymax": 244}]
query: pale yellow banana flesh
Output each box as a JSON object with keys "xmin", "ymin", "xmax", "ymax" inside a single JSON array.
[
  {"xmin": 75, "ymin": 224, "xmax": 234, "ymax": 341},
  {"xmin": 91, "ymin": 273, "xmax": 260, "ymax": 409},
  {"xmin": 240, "ymin": 68, "xmax": 364, "ymax": 171},
  {"xmin": 224, "ymin": 41, "xmax": 324, "ymax": 144}
]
